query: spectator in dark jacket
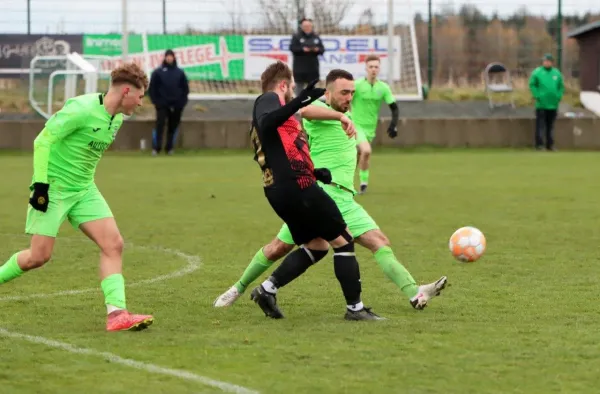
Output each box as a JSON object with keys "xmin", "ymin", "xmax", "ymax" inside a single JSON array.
[
  {"xmin": 289, "ymin": 18, "xmax": 325, "ymax": 96},
  {"xmin": 149, "ymin": 49, "xmax": 189, "ymax": 155}
]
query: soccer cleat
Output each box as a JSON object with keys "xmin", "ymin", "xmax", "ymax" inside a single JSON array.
[
  {"xmin": 106, "ymin": 310, "xmax": 154, "ymax": 332},
  {"xmin": 359, "ymin": 184, "xmax": 368, "ymax": 194},
  {"xmin": 410, "ymin": 276, "xmax": 449, "ymax": 310},
  {"xmin": 213, "ymin": 286, "xmax": 242, "ymax": 307},
  {"xmin": 250, "ymin": 285, "xmax": 284, "ymax": 319},
  {"xmin": 345, "ymin": 307, "xmax": 385, "ymax": 321}
]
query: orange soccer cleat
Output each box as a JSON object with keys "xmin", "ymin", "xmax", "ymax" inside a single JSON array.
[{"xmin": 106, "ymin": 310, "xmax": 154, "ymax": 332}]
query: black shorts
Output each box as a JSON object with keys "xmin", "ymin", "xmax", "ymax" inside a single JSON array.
[{"xmin": 265, "ymin": 182, "xmax": 347, "ymax": 246}]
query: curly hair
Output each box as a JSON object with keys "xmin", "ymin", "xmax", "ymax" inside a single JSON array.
[{"xmin": 110, "ymin": 62, "xmax": 149, "ymax": 90}]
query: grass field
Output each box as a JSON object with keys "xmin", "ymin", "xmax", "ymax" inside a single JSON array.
[{"xmin": 1, "ymin": 149, "xmax": 599, "ymax": 394}]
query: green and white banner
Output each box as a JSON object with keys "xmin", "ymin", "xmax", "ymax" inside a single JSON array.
[{"xmin": 83, "ymin": 34, "xmax": 245, "ymax": 80}]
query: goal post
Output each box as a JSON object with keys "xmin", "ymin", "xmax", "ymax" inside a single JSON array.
[
  {"xmin": 28, "ymin": 53, "xmax": 111, "ymax": 119},
  {"xmin": 83, "ymin": 0, "xmax": 423, "ymax": 101}
]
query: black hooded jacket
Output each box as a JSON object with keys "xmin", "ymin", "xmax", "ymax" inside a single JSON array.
[
  {"xmin": 149, "ymin": 49, "xmax": 190, "ymax": 109},
  {"xmin": 288, "ymin": 30, "xmax": 325, "ymax": 82}
]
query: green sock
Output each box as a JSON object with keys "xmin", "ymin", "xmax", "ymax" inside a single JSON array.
[
  {"xmin": 0, "ymin": 253, "xmax": 24, "ymax": 284},
  {"xmin": 374, "ymin": 246, "xmax": 418, "ymax": 299},
  {"xmin": 359, "ymin": 169, "xmax": 369, "ymax": 185},
  {"xmin": 101, "ymin": 273, "xmax": 126, "ymax": 309},
  {"xmin": 234, "ymin": 248, "xmax": 275, "ymax": 293}
]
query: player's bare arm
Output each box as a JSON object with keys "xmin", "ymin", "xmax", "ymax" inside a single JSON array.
[{"xmin": 299, "ymin": 105, "xmax": 356, "ymax": 138}]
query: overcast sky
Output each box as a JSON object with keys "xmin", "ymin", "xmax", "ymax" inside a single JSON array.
[{"xmin": 2, "ymin": 0, "xmax": 600, "ymax": 34}]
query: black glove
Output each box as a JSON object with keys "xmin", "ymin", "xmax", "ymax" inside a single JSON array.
[
  {"xmin": 297, "ymin": 79, "xmax": 325, "ymax": 108},
  {"xmin": 314, "ymin": 168, "xmax": 332, "ymax": 184},
  {"xmin": 29, "ymin": 183, "xmax": 50, "ymax": 213},
  {"xmin": 387, "ymin": 124, "xmax": 398, "ymax": 138}
]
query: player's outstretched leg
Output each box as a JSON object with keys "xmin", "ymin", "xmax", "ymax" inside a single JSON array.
[
  {"xmin": 250, "ymin": 243, "xmax": 328, "ymax": 318},
  {"xmin": 79, "ymin": 218, "xmax": 153, "ymax": 331},
  {"xmin": 356, "ymin": 229, "xmax": 449, "ymax": 310},
  {"xmin": 357, "ymin": 140, "xmax": 372, "ymax": 194},
  {"xmin": 0, "ymin": 235, "xmax": 54, "ymax": 284},
  {"xmin": 214, "ymin": 236, "xmax": 293, "ymax": 307}
]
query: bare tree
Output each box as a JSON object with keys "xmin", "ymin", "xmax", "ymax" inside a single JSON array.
[
  {"xmin": 309, "ymin": 0, "xmax": 355, "ymax": 33},
  {"xmin": 256, "ymin": 0, "xmax": 297, "ymax": 33},
  {"xmin": 358, "ymin": 8, "xmax": 374, "ymax": 27},
  {"xmin": 220, "ymin": 0, "xmax": 249, "ymax": 33}
]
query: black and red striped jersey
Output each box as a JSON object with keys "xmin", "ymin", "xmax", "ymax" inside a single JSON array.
[{"xmin": 250, "ymin": 92, "xmax": 315, "ymax": 189}]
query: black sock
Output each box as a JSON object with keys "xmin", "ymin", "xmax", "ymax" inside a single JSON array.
[
  {"xmin": 266, "ymin": 246, "xmax": 328, "ymax": 291},
  {"xmin": 333, "ymin": 242, "xmax": 362, "ymax": 306}
]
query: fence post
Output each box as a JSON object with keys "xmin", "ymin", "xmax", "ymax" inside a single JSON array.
[
  {"xmin": 427, "ymin": 0, "xmax": 433, "ymax": 86},
  {"xmin": 27, "ymin": 0, "xmax": 31, "ymax": 34},
  {"xmin": 162, "ymin": 0, "xmax": 167, "ymax": 34},
  {"xmin": 557, "ymin": 0, "xmax": 562, "ymax": 71}
]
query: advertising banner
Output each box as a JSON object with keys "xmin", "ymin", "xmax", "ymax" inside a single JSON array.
[
  {"xmin": 244, "ymin": 35, "xmax": 402, "ymax": 81},
  {"xmin": 0, "ymin": 34, "xmax": 83, "ymax": 75},
  {"xmin": 83, "ymin": 34, "xmax": 245, "ymax": 80}
]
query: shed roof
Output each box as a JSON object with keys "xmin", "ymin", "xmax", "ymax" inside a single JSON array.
[{"xmin": 567, "ymin": 20, "xmax": 600, "ymax": 38}]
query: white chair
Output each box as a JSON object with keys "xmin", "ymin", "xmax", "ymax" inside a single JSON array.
[{"xmin": 483, "ymin": 62, "xmax": 515, "ymax": 110}]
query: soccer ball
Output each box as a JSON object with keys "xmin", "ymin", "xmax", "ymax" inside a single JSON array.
[{"xmin": 449, "ymin": 226, "xmax": 486, "ymax": 262}]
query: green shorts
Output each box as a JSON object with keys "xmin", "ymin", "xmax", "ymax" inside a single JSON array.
[
  {"xmin": 25, "ymin": 183, "xmax": 113, "ymax": 237},
  {"xmin": 276, "ymin": 183, "xmax": 379, "ymax": 245},
  {"xmin": 356, "ymin": 126, "xmax": 376, "ymax": 145}
]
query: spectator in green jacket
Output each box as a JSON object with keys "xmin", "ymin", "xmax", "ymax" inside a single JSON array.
[{"xmin": 529, "ymin": 53, "xmax": 564, "ymax": 151}]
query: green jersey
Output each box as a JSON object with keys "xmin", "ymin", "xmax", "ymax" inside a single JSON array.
[
  {"xmin": 351, "ymin": 77, "xmax": 395, "ymax": 132},
  {"xmin": 302, "ymin": 100, "xmax": 356, "ymax": 193},
  {"xmin": 32, "ymin": 93, "xmax": 124, "ymax": 191}
]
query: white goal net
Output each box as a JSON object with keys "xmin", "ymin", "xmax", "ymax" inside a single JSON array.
[
  {"xmin": 28, "ymin": 53, "xmax": 111, "ymax": 119},
  {"xmin": 86, "ymin": 0, "xmax": 422, "ymax": 101}
]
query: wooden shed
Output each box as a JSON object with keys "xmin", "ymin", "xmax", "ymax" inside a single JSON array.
[{"xmin": 567, "ymin": 21, "xmax": 600, "ymax": 92}]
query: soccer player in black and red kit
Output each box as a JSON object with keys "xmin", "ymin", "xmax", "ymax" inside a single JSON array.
[{"xmin": 248, "ymin": 61, "xmax": 383, "ymax": 321}]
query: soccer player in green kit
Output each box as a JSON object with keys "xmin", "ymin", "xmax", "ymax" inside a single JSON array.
[
  {"xmin": 353, "ymin": 54, "xmax": 399, "ymax": 194},
  {"xmin": 214, "ymin": 69, "xmax": 447, "ymax": 311},
  {"xmin": 0, "ymin": 63, "xmax": 154, "ymax": 332}
]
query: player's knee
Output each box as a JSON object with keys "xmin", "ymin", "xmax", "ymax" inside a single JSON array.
[
  {"xmin": 329, "ymin": 229, "xmax": 354, "ymax": 249},
  {"xmin": 375, "ymin": 231, "xmax": 390, "ymax": 248},
  {"xmin": 333, "ymin": 241, "xmax": 355, "ymax": 255},
  {"xmin": 28, "ymin": 249, "xmax": 52, "ymax": 269},
  {"xmin": 359, "ymin": 144, "xmax": 372, "ymax": 156},
  {"xmin": 305, "ymin": 238, "xmax": 329, "ymax": 251},
  {"xmin": 264, "ymin": 238, "xmax": 293, "ymax": 261},
  {"xmin": 102, "ymin": 234, "xmax": 124, "ymax": 257},
  {"xmin": 358, "ymin": 230, "xmax": 390, "ymax": 253}
]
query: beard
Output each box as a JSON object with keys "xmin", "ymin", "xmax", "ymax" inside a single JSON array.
[
  {"xmin": 284, "ymin": 89, "xmax": 293, "ymax": 103},
  {"xmin": 330, "ymin": 99, "xmax": 349, "ymax": 113}
]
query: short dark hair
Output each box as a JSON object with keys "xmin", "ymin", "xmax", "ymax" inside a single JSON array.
[
  {"xmin": 260, "ymin": 61, "xmax": 292, "ymax": 93},
  {"xmin": 325, "ymin": 69, "xmax": 354, "ymax": 87},
  {"xmin": 111, "ymin": 62, "xmax": 149, "ymax": 90},
  {"xmin": 365, "ymin": 54, "xmax": 380, "ymax": 63}
]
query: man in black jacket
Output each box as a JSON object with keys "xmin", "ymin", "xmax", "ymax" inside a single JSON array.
[
  {"xmin": 149, "ymin": 49, "xmax": 189, "ymax": 155},
  {"xmin": 289, "ymin": 18, "xmax": 325, "ymax": 97}
]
